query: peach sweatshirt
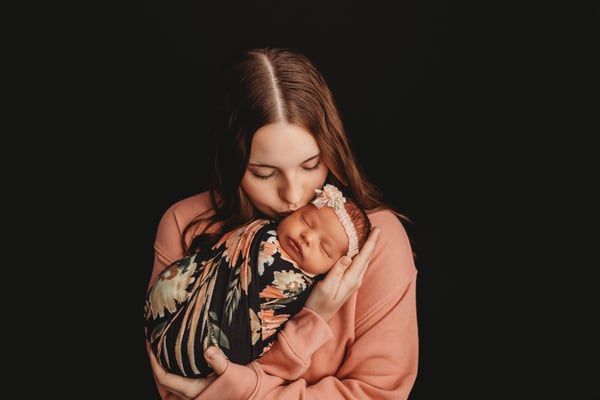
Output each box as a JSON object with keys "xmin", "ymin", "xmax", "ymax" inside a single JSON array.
[{"xmin": 147, "ymin": 191, "xmax": 419, "ymax": 399}]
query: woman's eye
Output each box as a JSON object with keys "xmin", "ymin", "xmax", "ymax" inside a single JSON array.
[
  {"xmin": 303, "ymin": 160, "xmax": 321, "ymax": 171},
  {"xmin": 251, "ymin": 170, "xmax": 276, "ymax": 180}
]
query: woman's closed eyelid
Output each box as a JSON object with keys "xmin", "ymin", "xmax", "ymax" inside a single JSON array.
[
  {"xmin": 249, "ymin": 161, "xmax": 320, "ymax": 180},
  {"xmin": 249, "ymin": 168, "xmax": 276, "ymax": 179},
  {"xmin": 303, "ymin": 160, "xmax": 321, "ymax": 170}
]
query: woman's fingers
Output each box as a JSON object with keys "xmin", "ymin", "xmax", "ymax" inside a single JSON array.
[
  {"xmin": 341, "ymin": 227, "xmax": 380, "ymax": 287},
  {"xmin": 204, "ymin": 346, "xmax": 229, "ymax": 375},
  {"xmin": 149, "ymin": 347, "xmax": 216, "ymax": 399},
  {"xmin": 149, "ymin": 350, "xmax": 167, "ymax": 380}
]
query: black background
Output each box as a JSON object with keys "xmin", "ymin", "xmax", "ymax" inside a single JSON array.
[
  {"xmin": 126, "ymin": 3, "xmax": 456, "ymax": 398},
  {"xmin": 38, "ymin": 1, "xmax": 596, "ymax": 398}
]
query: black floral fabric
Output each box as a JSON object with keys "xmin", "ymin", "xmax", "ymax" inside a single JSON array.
[{"xmin": 144, "ymin": 219, "xmax": 317, "ymax": 378}]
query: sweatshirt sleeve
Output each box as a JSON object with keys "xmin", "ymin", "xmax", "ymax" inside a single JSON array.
[
  {"xmin": 192, "ymin": 308, "xmax": 333, "ymax": 399},
  {"xmin": 190, "ymin": 210, "xmax": 419, "ymax": 399},
  {"xmin": 255, "ymin": 307, "xmax": 334, "ymax": 379}
]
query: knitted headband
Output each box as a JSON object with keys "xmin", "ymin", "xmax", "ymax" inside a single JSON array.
[{"xmin": 311, "ymin": 184, "xmax": 359, "ymax": 258}]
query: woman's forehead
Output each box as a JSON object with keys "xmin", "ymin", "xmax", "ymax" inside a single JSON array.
[{"xmin": 249, "ymin": 123, "xmax": 319, "ymax": 165}]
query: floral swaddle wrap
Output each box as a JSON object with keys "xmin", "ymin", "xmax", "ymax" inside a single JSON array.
[{"xmin": 144, "ymin": 219, "xmax": 317, "ymax": 378}]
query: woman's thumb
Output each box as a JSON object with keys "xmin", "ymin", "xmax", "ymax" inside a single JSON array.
[
  {"xmin": 204, "ymin": 346, "xmax": 229, "ymax": 375},
  {"xmin": 340, "ymin": 256, "xmax": 351, "ymax": 268},
  {"xmin": 335, "ymin": 256, "xmax": 351, "ymax": 273}
]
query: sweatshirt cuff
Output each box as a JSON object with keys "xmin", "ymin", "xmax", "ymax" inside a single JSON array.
[
  {"xmin": 256, "ymin": 307, "xmax": 333, "ymax": 378},
  {"xmin": 196, "ymin": 362, "xmax": 257, "ymax": 399},
  {"xmin": 194, "ymin": 308, "xmax": 332, "ymax": 398}
]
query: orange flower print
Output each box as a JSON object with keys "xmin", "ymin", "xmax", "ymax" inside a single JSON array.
[
  {"xmin": 259, "ymin": 284, "xmax": 286, "ymax": 300},
  {"xmin": 257, "ymin": 232, "xmax": 279, "ymax": 275},
  {"xmin": 249, "ymin": 308, "xmax": 261, "ymax": 345},
  {"xmin": 272, "ymin": 270, "xmax": 307, "ymax": 295},
  {"xmin": 146, "ymin": 255, "xmax": 198, "ymax": 319},
  {"xmin": 259, "ymin": 309, "xmax": 290, "ymax": 341}
]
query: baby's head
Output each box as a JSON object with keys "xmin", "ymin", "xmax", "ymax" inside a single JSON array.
[
  {"xmin": 277, "ymin": 184, "xmax": 371, "ymax": 276},
  {"xmin": 311, "ymin": 184, "xmax": 371, "ymax": 258}
]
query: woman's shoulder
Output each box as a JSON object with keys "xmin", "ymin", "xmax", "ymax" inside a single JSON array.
[
  {"xmin": 366, "ymin": 207, "xmax": 416, "ymax": 275},
  {"xmin": 153, "ymin": 191, "xmax": 215, "ymax": 265},
  {"xmin": 157, "ymin": 191, "xmax": 213, "ymax": 237},
  {"xmin": 367, "ymin": 208, "xmax": 409, "ymax": 237},
  {"xmin": 162, "ymin": 191, "xmax": 212, "ymax": 221}
]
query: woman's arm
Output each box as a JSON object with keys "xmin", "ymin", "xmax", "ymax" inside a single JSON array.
[
  {"xmin": 196, "ymin": 215, "xmax": 418, "ymax": 399},
  {"xmin": 149, "ymin": 204, "xmax": 418, "ymax": 399},
  {"xmin": 199, "ymin": 251, "xmax": 418, "ymax": 399}
]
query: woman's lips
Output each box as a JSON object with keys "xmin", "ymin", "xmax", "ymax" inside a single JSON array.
[{"xmin": 276, "ymin": 211, "xmax": 293, "ymax": 219}]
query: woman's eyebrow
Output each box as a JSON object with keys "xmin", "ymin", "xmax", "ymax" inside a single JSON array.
[
  {"xmin": 247, "ymin": 162, "xmax": 275, "ymax": 167},
  {"xmin": 248, "ymin": 154, "xmax": 321, "ymax": 168}
]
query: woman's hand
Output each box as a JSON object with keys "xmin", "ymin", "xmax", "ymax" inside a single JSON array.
[
  {"xmin": 305, "ymin": 227, "xmax": 380, "ymax": 322},
  {"xmin": 149, "ymin": 347, "xmax": 229, "ymax": 400}
]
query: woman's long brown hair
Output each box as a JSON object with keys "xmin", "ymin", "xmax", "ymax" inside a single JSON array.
[{"xmin": 183, "ymin": 47, "xmax": 406, "ymax": 255}]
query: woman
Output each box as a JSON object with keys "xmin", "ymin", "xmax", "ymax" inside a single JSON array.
[{"xmin": 146, "ymin": 47, "xmax": 419, "ymax": 399}]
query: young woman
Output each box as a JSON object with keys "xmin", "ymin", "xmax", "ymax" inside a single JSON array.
[{"xmin": 146, "ymin": 47, "xmax": 419, "ymax": 399}]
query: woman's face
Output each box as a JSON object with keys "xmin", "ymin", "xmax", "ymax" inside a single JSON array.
[{"xmin": 241, "ymin": 122, "xmax": 328, "ymax": 219}]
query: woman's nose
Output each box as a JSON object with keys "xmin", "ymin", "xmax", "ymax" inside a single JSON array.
[{"xmin": 281, "ymin": 178, "xmax": 303, "ymax": 210}]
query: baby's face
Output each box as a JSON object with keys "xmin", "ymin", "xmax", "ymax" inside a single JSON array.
[{"xmin": 277, "ymin": 204, "xmax": 348, "ymax": 276}]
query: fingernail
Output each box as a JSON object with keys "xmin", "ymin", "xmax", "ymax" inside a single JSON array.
[
  {"xmin": 340, "ymin": 256, "xmax": 351, "ymax": 267},
  {"xmin": 205, "ymin": 347, "xmax": 216, "ymax": 359}
]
